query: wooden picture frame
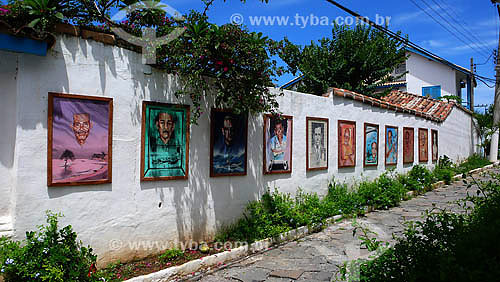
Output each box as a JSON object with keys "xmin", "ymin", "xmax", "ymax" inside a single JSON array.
[
  {"xmin": 306, "ymin": 117, "xmax": 329, "ymax": 171},
  {"xmin": 209, "ymin": 108, "xmax": 248, "ymax": 177},
  {"xmin": 47, "ymin": 92, "xmax": 113, "ymax": 187},
  {"xmin": 263, "ymin": 114, "xmax": 293, "ymax": 174},
  {"xmin": 140, "ymin": 101, "xmax": 190, "ymax": 181},
  {"xmin": 431, "ymin": 129, "xmax": 438, "ymax": 162},
  {"xmin": 403, "ymin": 127, "xmax": 415, "ymax": 164},
  {"xmin": 385, "ymin": 125, "xmax": 398, "ymax": 166},
  {"xmin": 418, "ymin": 128, "xmax": 429, "ymax": 163},
  {"xmin": 363, "ymin": 123, "xmax": 379, "ymax": 167},
  {"xmin": 338, "ymin": 120, "xmax": 356, "ymax": 168}
]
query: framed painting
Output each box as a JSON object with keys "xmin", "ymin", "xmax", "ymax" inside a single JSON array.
[
  {"xmin": 431, "ymin": 129, "xmax": 438, "ymax": 162},
  {"xmin": 47, "ymin": 92, "xmax": 113, "ymax": 187},
  {"xmin": 419, "ymin": 128, "xmax": 429, "ymax": 163},
  {"xmin": 385, "ymin": 126, "xmax": 398, "ymax": 166},
  {"xmin": 263, "ymin": 114, "xmax": 293, "ymax": 174},
  {"xmin": 141, "ymin": 101, "xmax": 190, "ymax": 181},
  {"xmin": 210, "ymin": 109, "xmax": 248, "ymax": 177},
  {"xmin": 306, "ymin": 117, "xmax": 328, "ymax": 171},
  {"xmin": 403, "ymin": 127, "xmax": 415, "ymax": 164},
  {"xmin": 338, "ymin": 120, "xmax": 356, "ymax": 168},
  {"xmin": 364, "ymin": 123, "xmax": 379, "ymax": 167}
]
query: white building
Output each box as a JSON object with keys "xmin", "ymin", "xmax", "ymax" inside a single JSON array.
[{"xmin": 380, "ymin": 48, "xmax": 476, "ymax": 108}]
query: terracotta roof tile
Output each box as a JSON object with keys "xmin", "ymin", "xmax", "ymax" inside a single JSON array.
[{"xmin": 328, "ymin": 88, "xmax": 468, "ymax": 123}]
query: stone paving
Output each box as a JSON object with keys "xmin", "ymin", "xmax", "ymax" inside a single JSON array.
[{"xmin": 195, "ymin": 170, "xmax": 495, "ymax": 282}]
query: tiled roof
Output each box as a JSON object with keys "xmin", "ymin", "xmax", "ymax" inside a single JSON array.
[{"xmin": 324, "ymin": 88, "xmax": 471, "ymax": 123}]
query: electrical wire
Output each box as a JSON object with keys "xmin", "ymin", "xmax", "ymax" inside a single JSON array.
[
  {"xmin": 475, "ymin": 51, "xmax": 494, "ymax": 66},
  {"xmin": 432, "ymin": 0, "xmax": 494, "ymax": 55},
  {"xmin": 409, "ymin": 0, "xmax": 491, "ymax": 59},
  {"xmin": 476, "ymin": 76, "xmax": 496, "ymax": 88}
]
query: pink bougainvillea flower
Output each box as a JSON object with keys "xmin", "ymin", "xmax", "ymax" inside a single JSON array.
[
  {"xmin": 223, "ymin": 67, "xmax": 229, "ymax": 72},
  {"xmin": 216, "ymin": 61, "xmax": 223, "ymax": 65}
]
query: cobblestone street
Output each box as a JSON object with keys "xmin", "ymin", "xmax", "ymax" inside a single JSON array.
[{"xmin": 196, "ymin": 170, "xmax": 494, "ymax": 282}]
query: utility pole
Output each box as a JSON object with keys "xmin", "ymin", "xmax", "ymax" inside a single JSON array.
[
  {"xmin": 470, "ymin": 58, "xmax": 475, "ymax": 112},
  {"xmin": 489, "ymin": 0, "xmax": 500, "ymax": 162}
]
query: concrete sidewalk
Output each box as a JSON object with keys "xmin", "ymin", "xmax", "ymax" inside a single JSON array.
[{"xmin": 195, "ymin": 170, "xmax": 495, "ymax": 282}]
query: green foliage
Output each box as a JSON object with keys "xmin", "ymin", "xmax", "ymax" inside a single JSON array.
[
  {"xmin": 277, "ymin": 24, "xmax": 407, "ymax": 97},
  {"xmin": 433, "ymin": 155, "xmax": 454, "ymax": 184},
  {"xmin": 401, "ymin": 164, "xmax": 434, "ymax": 192},
  {"xmin": 355, "ymin": 173, "xmax": 407, "ymax": 209},
  {"xmin": 0, "ymin": 211, "xmax": 98, "ymax": 282},
  {"xmin": 352, "ymin": 219, "xmax": 389, "ymax": 252},
  {"xmin": 342, "ymin": 172, "xmax": 500, "ymax": 282},
  {"xmin": 158, "ymin": 248, "xmax": 184, "ymax": 263},
  {"xmin": 455, "ymin": 154, "xmax": 491, "ymax": 175},
  {"xmin": 22, "ymin": 0, "xmax": 63, "ymax": 29}
]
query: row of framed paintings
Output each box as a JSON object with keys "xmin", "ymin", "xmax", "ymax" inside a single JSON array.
[
  {"xmin": 46, "ymin": 93, "xmax": 438, "ymax": 186},
  {"xmin": 263, "ymin": 116, "xmax": 438, "ymax": 175}
]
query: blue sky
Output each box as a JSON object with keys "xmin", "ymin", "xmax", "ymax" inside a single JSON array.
[{"xmin": 164, "ymin": 0, "xmax": 498, "ymax": 108}]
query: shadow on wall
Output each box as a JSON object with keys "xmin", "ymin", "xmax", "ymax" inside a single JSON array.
[{"xmin": 0, "ymin": 53, "xmax": 18, "ymax": 169}]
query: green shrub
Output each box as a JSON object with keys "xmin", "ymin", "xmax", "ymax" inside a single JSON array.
[
  {"xmin": 158, "ymin": 248, "xmax": 184, "ymax": 263},
  {"xmin": 324, "ymin": 182, "xmax": 363, "ymax": 215},
  {"xmin": 342, "ymin": 172, "xmax": 500, "ymax": 282},
  {"xmin": 0, "ymin": 211, "xmax": 98, "ymax": 282},
  {"xmin": 408, "ymin": 165, "xmax": 434, "ymax": 191},
  {"xmin": 455, "ymin": 154, "xmax": 491, "ymax": 175}
]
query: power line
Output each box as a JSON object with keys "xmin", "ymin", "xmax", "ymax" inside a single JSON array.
[
  {"xmin": 433, "ymin": 0, "xmax": 494, "ymax": 55},
  {"xmin": 409, "ymin": 0, "xmax": 491, "ymax": 59},
  {"xmin": 475, "ymin": 51, "xmax": 494, "ymax": 67},
  {"xmin": 476, "ymin": 76, "xmax": 495, "ymax": 88}
]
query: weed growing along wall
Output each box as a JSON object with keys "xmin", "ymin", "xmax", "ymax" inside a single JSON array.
[{"xmin": 0, "ymin": 34, "xmax": 479, "ymax": 265}]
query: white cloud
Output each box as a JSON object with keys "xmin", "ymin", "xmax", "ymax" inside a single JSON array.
[
  {"xmin": 451, "ymin": 40, "xmax": 497, "ymax": 52},
  {"xmin": 392, "ymin": 4, "xmax": 440, "ymax": 25}
]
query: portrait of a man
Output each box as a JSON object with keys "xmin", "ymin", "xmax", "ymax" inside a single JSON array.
[
  {"xmin": 432, "ymin": 129, "xmax": 438, "ymax": 162},
  {"xmin": 339, "ymin": 120, "xmax": 356, "ymax": 168},
  {"xmin": 48, "ymin": 93, "xmax": 112, "ymax": 186},
  {"xmin": 364, "ymin": 123, "xmax": 379, "ymax": 167},
  {"xmin": 403, "ymin": 127, "xmax": 414, "ymax": 164},
  {"xmin": 141, "ymin": 102, "xmax": 190, "ymax": 181},
  {"xmin": 307, "ymin": 118, "xmax": 328, "ymax": 170},
  {"xmin": 264, "ymin": 115, "xmax": 293, "ymax": 174},
  {"xmin": 210, "ymin": 109, "xmax": 248, "ymax": 177},
  {"xmin": 419, "ymin": 128, "xmax": 429, "ymax": 162},
  {"xmin": 385, "ymin": 126, "xmax": 398, "ymax": 165}
]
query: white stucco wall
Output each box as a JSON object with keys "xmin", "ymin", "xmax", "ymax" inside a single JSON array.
[
  {"xmin": 406, "ymin": 51, "xmax": 458, "ymax": 97},
  {"xmin": 0, "ymin": 51, "xmax": 17, "ymax": 237},
  {"xmin": 0, "ymin": 35, "xmax": 479, "ymax": 265}
]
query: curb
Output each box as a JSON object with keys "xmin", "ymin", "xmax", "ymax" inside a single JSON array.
[
  {"xmin": 124, "ymin": 215, "xmax": 343, "ymax": 282},
  {"xmin": 125, "ymin": 163, "xmax": 498, "ymax": 282}
]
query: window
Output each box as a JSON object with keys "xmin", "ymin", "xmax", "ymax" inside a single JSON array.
[{"xmin": 422, "ymin": 86, "xmax": 441, "ymax": 99}]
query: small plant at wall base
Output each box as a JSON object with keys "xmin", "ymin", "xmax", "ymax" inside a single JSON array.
[{"xmin": 0, "ymin": 211, "xmax": 98, "ymax": 282}]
